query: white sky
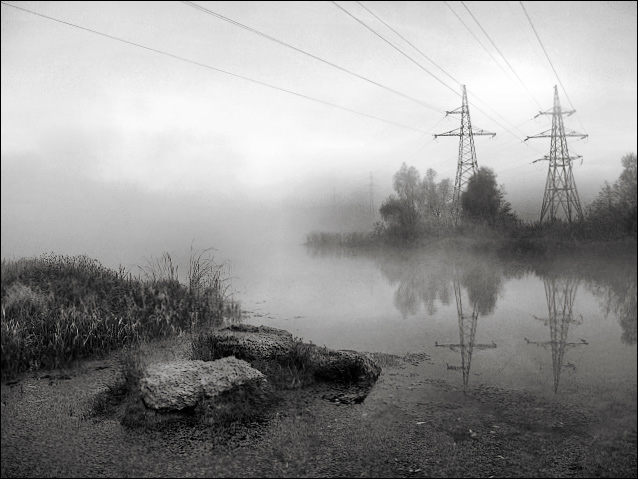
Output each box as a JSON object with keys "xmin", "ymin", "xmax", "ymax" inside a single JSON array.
[{"xmin": 1, "ymin": 1, "xmax": 637, "ymax": 263}]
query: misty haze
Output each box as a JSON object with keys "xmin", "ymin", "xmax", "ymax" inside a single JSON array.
[{"xmin": 1, "ymin": 1, "xmax": 636, "ymax": 478}]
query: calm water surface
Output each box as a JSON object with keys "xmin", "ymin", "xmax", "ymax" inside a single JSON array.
[{"xmin": 232, "ymin": 241, "xmax": 636, "ymax": 404}]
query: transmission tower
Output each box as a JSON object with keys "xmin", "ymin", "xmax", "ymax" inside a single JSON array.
[
  {"xmin": 435, "ymin": 276, "xmax": 497, "ymax": 392},
  {"xmin": 525, "ymin": 86, "xmax": 587, "ymax": 223},
  {"xmin": 524, "ymin": 276, "xmax": 587, "ymax": 393},
  {"xmin": 434, "ymin": 85, "xmax": 495, "ymax": 220}
]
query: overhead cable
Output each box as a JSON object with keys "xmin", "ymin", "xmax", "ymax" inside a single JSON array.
[
  {"xmin": 0, "ymin": 1, "xmax": 431, "ymax": 134},
  {"xmin": 181, "ymin": 0, "xmax": 442, "ymax": 113}
]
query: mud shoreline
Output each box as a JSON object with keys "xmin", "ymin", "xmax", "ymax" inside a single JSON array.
[{"xmin": 2, "ymin": 345, "xmax": 636, "ymax": 477}]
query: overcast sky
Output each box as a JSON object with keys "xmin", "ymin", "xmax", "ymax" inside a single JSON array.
[{"xmin": 1, "ymin": 1, "xmax": 637, "ymax": 266}]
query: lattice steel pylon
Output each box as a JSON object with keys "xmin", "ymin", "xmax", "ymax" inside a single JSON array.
[
  {"xmin": 525, "ymin": 276, "xmax": 587, "ymax": 394},
  {"xmin": 525, "ymin": 86, "xmax": 587, "ymax": 223},
  {"xmin": 434, "ymin": 85, "xmax": 495, "ymax": 220}
]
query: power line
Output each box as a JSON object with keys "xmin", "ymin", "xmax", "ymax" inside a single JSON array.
[
  {"xmin": 479, "ymin": 137, "xmax": 534, "ymax": 163},
  {"xmin": 444, "ymin": 1, "xmax": 546, "ymax": 134},
  {"xmin": 480, "ymin": 119, "xmax": 551, "ymax": 164},
  {"xmin": 505, "ymin": 0, "xmax": 556, "ymax": 84},
  {"xmin": 404, "ymin": 136, "xmax": 441, "ymax": 162},
  {"xmin": 356, "ymin": 1, "xmax": 459, "ymax": 87},
  {"xmin": 398, "ymin": 115, "xmax": 454, "ymax": 161},
  {"xmin": 331, "ymin": 1, "xmax": 458, "ymax": 97},
  {"xmin": 387, "ymin": 115, "xmax": 452, "ymax": 161},
  {"xmin": 497, "ymin": 151, "xmax": 545, "ymax": 175},
  {"xmin": 519, "ymin": 1, "xmax": 587, "ymax": 134},
  {"xmin": 181, "ymin": 0, "xmax": 442, "ymax": 113},
  {"xmin": 333, "ymin": 1, "xmax": 527, "ymax": 144},
  {"xmin": 444, "ymin": 2, "xmax": 513, "ymax": 83},
  {"xmin": 443, "ymin": 1, "xmax": 538, "ymax": 130},
  {"xmin": 0, "ymin": 1, "xmax": 431, "ymax": 134},
  {"xmin": 357, "ymin": 1, "xmax": 532, "ymax": 140},
  {"xmin": 460, "ymin": 1, "xmax": 544, "ymax": 111}
]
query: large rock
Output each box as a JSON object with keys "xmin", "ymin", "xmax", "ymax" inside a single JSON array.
[
  {"xmin": 206, "ymin": 325, "xmax": 381, "ymax": 385},
  {"xmin": 303, "ymin": 345, "xmax": 382, "ymax": 384},
  {"xmin": 139, "ymin": 357, "xmax": 266, "ymax": 411},
  {"xmin": 206, "ymin": 324, "xmax": 296, "ymax": 361}
]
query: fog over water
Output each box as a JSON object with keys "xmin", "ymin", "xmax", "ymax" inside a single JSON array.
[
  {"xmin": 2, "ymin": 127, "xmax": 636, "ymax": 419},
  {"xmin": 237, "ymin": 242, "xmax": 636, "ymax": 405},
  {"xmin": 1, "ymin": 1, "xmax": 636, "ymax": 412},
  {"xmin": 2, "ymin": 2, "xmax": 636, "ymax": 254}
]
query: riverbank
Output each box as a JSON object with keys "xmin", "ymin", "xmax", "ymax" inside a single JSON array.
[
  {"xmin": 305, "ymin": 228, "xmax": 637, "ymax": 259},
  {"xmin": 2, "ymin": 336, "xmax": 635, "ymax": 478}
]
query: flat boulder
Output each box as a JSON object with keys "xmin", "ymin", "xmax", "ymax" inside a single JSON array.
[
  {"xmin": 139, "ymin": 357, "xmax": 265, "ymax": 411},
  {"xmin": 206, "ymin": 324, "xmax": 296, "ymax": 361},
  {"xmin": 202, "ymin": 324, "xmax": 382, "ymax": 401},
  {"xmin": 303, "ymin": 345, "xmax": 382, "ymax": 384}
]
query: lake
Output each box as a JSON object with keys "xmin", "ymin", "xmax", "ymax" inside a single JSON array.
[{"xmin": 231, "ymin": 240, "xmax": 637, "ymax": 405}]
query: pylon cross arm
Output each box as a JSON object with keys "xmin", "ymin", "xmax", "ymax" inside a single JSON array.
[
  {"xmin": 526, "ymin": 128, "xmax": 553, "ymax": 139},
  {"xmin": 433, "ymin": 129, "xmax": 462, "ymax": 138},
  {"xmin": 533, "ymin": 156, "xmax": 550, "ymax": 163},
  {"xmin": 563, "ymin": 129, "xmax": 588, "ymax": 139},
  {"xmin": 534, "ymin": 108, "xmax": 575, "ymax": 118},
  {"xmin": 472, "ymin": 128, "xmax": 496, "ymax": 137}
]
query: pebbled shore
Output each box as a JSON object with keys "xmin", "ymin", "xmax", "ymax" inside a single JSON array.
[{"xmin": 2, "ymin": 342, "xmax": 636, "ymax": 478}]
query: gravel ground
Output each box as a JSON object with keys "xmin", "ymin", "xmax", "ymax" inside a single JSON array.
[{"xmin": 2, "ymin": 344, "xmax": 636, "ymax": 478}]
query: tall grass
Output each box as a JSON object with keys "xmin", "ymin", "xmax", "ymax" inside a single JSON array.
[{"xmin": 1, "ymin": 250, "xmax": 239, "ymax": 382}]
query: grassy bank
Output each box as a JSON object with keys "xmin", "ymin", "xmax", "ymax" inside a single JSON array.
[{"xmin": 1, "ymin": 250, "xmax": 239, "ymax": 382}]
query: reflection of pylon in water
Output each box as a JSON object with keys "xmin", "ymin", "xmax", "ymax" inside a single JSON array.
[
  {"xmin": 436, "ymin": 277, "xmax": 496, "ymax": 391},
  {"xmin": 455, "ymin": 277, "xmax": 477, "ymax": 390},
  {"xmin": 525, "ymin": 277, "xmax": 587, "ymax": 393}
]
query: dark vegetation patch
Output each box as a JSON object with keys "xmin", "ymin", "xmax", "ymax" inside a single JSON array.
[
  {"xmin": 306, "ymin": 153, "xmax": 637, "ymax": 256},
  {"xmin": 1, "ymin": 248, "xmax": 239, "ymax": 381}
]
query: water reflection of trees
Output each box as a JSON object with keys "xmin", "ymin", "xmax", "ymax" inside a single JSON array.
[
  {"xmin": 304, "ymin": 245, "xmax": 508, "ymax": 319},
  {"xmin": 371, "ymin": 248, "xmax": 504, "ymax": 318},
  {"xmin": 587, "ymin": 263, "xmax": 637, "ymax": 345},
  {"xmin": 382, "ymin": 253, "xmax": 452, "ymax": 317},
  {"xmin": 460, "ymin": 261, "xmax": 502, "ymax": 316},
  {"xmin": 304, "ymin": 243, "xmax": 636, "ymax": 345}
]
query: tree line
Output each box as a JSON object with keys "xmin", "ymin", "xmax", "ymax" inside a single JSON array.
[{"xmin": 377, "ymin": 153, "xmax": 637, "ymax": 242}]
